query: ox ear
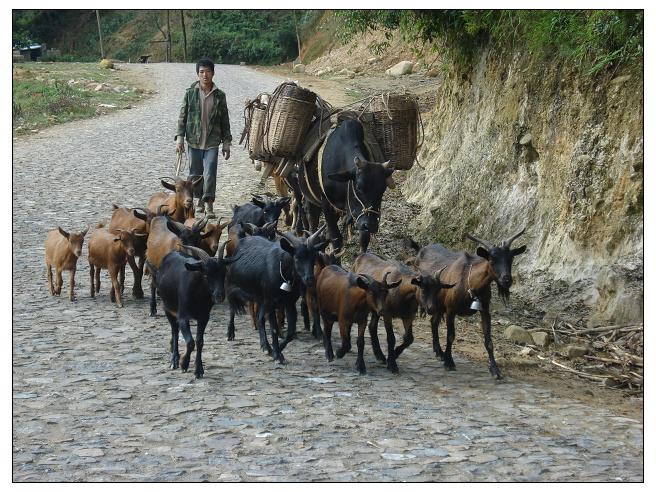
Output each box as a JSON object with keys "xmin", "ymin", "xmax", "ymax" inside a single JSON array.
[
  {"xmin": 328, "ymin": 170, "xmax": 356, "ymax": 182},
  {"xmin": 441, "ymin": 281, "xmax": 457, "ymax": 290},
  {"xmin": 354, "ymin": 156, "xmax": 367, "ymax": 170},
  {"xmin": 58, "ymin": 227, "xmax": 70, "ymax": 239},
  {"xmin": 511, "ymin": 245, "xmax": 527, "ymax": 257},
  {"xmin": 279, "ymin": 236, "xmax": 295, "ymax": 255},
  {"xmin": 161, "ymin": 178, "xmax": 176, "ymax": 191},
  {"xmin": 476, "ymin": 246, "xmax": 490, "ymax": 260},
  {"xmin": 184, "ymin": 260, "xmax": 203, "ymax": 272}
]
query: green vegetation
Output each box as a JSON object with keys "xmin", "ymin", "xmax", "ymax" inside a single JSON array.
[
  {"xmin": 12, "ymin": 63, "xmax": 147, "ymax": 135},
  {"xmin": 335, "ymin": 10, "xmax": 643, "ymax": 75}
]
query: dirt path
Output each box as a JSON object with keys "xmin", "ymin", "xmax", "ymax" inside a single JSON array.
[{"xmin": 12, "ymin": 63, "xmax": 643, "ymax": 482}]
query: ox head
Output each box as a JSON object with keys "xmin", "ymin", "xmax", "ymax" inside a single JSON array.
[
  {"xmin": 279, "ymin": 224, "xmax": 329, "ymax": 289},
  {"xmin": 161, "ymin": 176, "xmax": 203, "ymax": 211},
  {"xmin": 180, "ymin": 241, "xmax": 239, "ymax": 304},
  {"xmin": 113, "ymin": 228, "xmax": 147, "ymax": 257},
  {"xmin": 465, "ymin": 228, "xmax": 527, "ymax": 303},
  {"xmin": 411, "ymin": 266, "xmax": 456, "ymax": 315},
  {"xmin": 356, "ymin": 272, "xmax": 402, "ymax": 316},
  {"xmin": 58, "ymin": 225, "xmax": 89, "ymax": 258},
  {"xmin": 328, "ymin": 156, "xmax": 395, "ymax": 251},
  {"xmin": 251, "ymin": 194, "xmax": 292, "ymax": 225}
]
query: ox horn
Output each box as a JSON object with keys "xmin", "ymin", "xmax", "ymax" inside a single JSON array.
[
  {"xmin": 464, "ymin": 233, "xmax": 494, "ymax": 250},
  {"xmin": 180, "ymin": 244, "xmax": 210, "ymax": 262},
  {"xmin": 501, "ymin": 227, "xmax": 526, "ymax": 248},
  {"xmin": 433, "ymin": 266, "xmax": 447, "ymax": 282},
  {"xmin": 381, "ymin": 160, "xmax": 394, "ymax": 170}
]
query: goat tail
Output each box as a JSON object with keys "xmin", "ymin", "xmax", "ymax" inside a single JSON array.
[
  {"xmin": 227, "ymin": 287, "xmax": 248, "ymax": 316},
  {"xmin": 95, "ymin": 221, "xmax": 105, "ymax": 229},
  {"xmin": 403, "ymin": 236, "xmax": 422, "ymax": 253}
]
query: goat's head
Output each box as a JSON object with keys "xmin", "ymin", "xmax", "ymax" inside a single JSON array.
[
  {"xmin": 465, "ymin": 227, "xmax": 527, "ymax": 302},
  {"xmin": 243, "ymin": 220, "xmax": 277, "ymax": 240},
  {"xmin": 180, "ymin": 240, "xmax": 239, "ymax": 303},
  {"xmin": 58, "ymin": 225, "xmax": 89, "ymax": 258},
  {"xmin": 114, "ymin": 228, "xmax": 147, "ymax": 256},
  {"xmin": 203, "ymin": 217, "xmax": 231, "ymax": 257},
  {"xmin": 357, "ymin": 271, "xmax": 402, "ymax": 315},
  {"xmin": 279, "ymin": 224, "xmax": 329, "ymax": 289},
  {"xmin": 166, "ymin": 216, "xmax": 207, "ymax": 247},
  {"xmin": 251, "ymin": 193, "xmax": 291, "ymax": 224},
  {"xmin": 411, "ymin": 266, "xmax": 456, "ymax": 315},
  {"xmin": 161, "ymin": 176, "xmax": 203, "ymax": 211}
]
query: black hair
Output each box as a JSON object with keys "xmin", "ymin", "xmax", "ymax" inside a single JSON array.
[{"xmin": 196, "ymin": 58, "xmax": 215, "ymax": 74}]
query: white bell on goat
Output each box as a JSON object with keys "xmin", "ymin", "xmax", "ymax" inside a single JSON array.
[{"xmin": 470, "ymin": 297, "xmax": 483, "ymax": 311}]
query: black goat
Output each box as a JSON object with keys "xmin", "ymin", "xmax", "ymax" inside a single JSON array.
[
  {"xmin": 413, "ymin": 228, "xmax": 527, "ymax": 379},
  {"xmin": 150, "ymin": 241, "xmax": 236, "ymax": 378},
  {"xmin": 230, "ymin": 194, "xmax": 291, "ymax": 228}
]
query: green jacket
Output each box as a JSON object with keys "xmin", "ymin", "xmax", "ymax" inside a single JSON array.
[{"xmin": 175, "ymin": 81, "xmax": 232, "ymax": 147}]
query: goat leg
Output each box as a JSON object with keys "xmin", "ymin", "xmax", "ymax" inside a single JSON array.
[
  {"xmin": 119, "ymin": 265, "xmax": 125, "ymax": 296},
  {"xmin": 384, "ymin": 316, "xmax": 399, "ymax": 373},
  {"xmin": 257, "ymin": 304, "xmax": 272, "ymax": 355},
  {"xmin": 336, "ymin": 319, "xmax": 352, "ymax": 359},
  {"xmin": 300, "ymin": 296, "xmax": 310, "ymax": 332},
  {"xmin": 443, "ymin": 313, "xmax": 457, "ymax": 371},
  {"xmin": 128, "ymin": 255, "xmax": 144, "ymax": 299},
  {"xmin": 149, "ymin": 275, "xmax": 157, "ymax": 317},
  {"xmin": 430, "ymin": 312, "xmax": 445, "ymax": 360},
  {"xmin": 178, "ymin": 318, "xmax": 195, "ymax": 372},
  {"xmin": 227, "ymin": 306, "xmax": 236, "ymax": 341},
  {"xmin": 95, "ymin": 266, "xmax": 101, "ymax": 293},
  {"xmin": 322, "ymin": 317, "xmax": 335, "ymax": 362},
  {"xmin": 393, "ymin": 318, "xmax": 415, "ymax": 359},
  {"xmin": 109, "ymin": 266, "xmax": 123, "ymax": 307},
  {"xmin": 46, "ymin": 263, "xmax": 55, "ymax": 295},
  {"xmin": 89, "ymin": 264, "xmax": 95, "ymax": 298},
  {"xmin": 68, "ymin": 268, "xmax": 76, "ymax": 302},
  {"xmin": 194, "ymin": 316, "xmax": 208, "ymax": 378},
  {"xmin": 55, "ymin": 267, "xmax": 63, "ymax": 295},
  {"xmin": 368, "ymin": 313, "xmax": 386, "ymax": 363},
  {"xmin": 481, "ymin": 309, "xmax": 502, "ymax": 379},
  {"xmin": 280, "ymin": 301, "xmax": 297, "ymax": 351},
  {"xmin": 268, "ymin": 309, "xmax": 285, "ymax": 364},
  {"xmin": 355, "ymin": 320, "xmax": 367, "ymax": 375},
  {"xmin": 166, "ymin": 311, "xmax": 180, "ymax": 369}
]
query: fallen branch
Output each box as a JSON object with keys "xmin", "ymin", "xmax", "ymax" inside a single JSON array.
[
  {"xmin": 550, "ymin": 359, "xmax": 608, "ymax": 381},
  {"xmin": 572, "ymin": 324, "xmax": 643, "ymax": 336}
]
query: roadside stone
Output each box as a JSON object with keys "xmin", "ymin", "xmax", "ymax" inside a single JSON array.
[
  {"xmin": 386, "ymin": 61, "xmax": 413, "ymax": 76},
  {"xmin": 504, "ymin": 325, "xmax": 534, "ymax": 345},
  {"xmin": 531, "ymin": 331, "xmax": 551, "ymax": 348},
  {"xmin": 426, "ymin": 67, "xmax": 440, "ymax": 77},
  {"xmin": 565, "ymin": 344, "xmax": 590, "ymax": 359},
  {"xmin": 73, "ymin": 448, "xmax": 105, "ymax": 458},
  {"xmin": 368, "ymin": 56, "xmax": 382, "ymax": 64},
  {"xmin": 292, "ymin": 64, "xmax": 306, "ymax": 73},
  {"xmin": 611, "ymin": 75, "xmax": 631, "ymax": 85}
]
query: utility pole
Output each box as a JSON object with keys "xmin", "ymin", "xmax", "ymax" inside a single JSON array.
[
  {"xmin": 180, "ymin": 10, "xmax": 187, "ymax": 63},
  {"xmin": 166, "ymin": 10, "xmax": 171, "ymax": 62},
  {"xmin": 292, "ymin": 10, "xmax": 302, "ymax": 63},
  {"xmin": 95, "ymin": 9, "xmax": 105, "ymax": 59}
]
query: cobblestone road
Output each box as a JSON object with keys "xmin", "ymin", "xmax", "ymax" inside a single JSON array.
[{"xmin": 12, "ymin": 63, "xmax": 643, "ymax": 482}]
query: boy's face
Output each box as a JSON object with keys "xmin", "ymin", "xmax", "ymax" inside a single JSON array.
[{"xmin": 198, "ymin": 66, "xmax": 214, "ymax": 86}]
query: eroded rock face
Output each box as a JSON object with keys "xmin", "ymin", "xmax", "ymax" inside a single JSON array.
[{"xmin": 402, "ymin": 47, "xmax": 643, "ymax": 325}]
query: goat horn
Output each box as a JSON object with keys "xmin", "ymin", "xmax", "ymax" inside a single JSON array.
[
  {"xmin": 180, "ymin": 244, "xmax": 210, "ymax": 262},
  {"xmin": 80, "ymin": 225, "xmax": 89, "ymax": 235},
  {"xmin": 197, "ymin": 216, "xmax": 209, "ymax": 230},
  {"xmin": 217, "ymin": 239, "xmax": 231, "ymax": 260},
  {"xmin": 156, "ymin": 204, "xmax": 169, "ymax": 215},
  {"xmin": 333, "ymin": 248, "xmax": 347, "ymax": 259},
  {"xmin": 434, "ymin": 265, "xmax": 447, "ymax": 282},
  {"xmin": 465, "ymin": 233, "xmax": 494, "ymax": 250},
  {"xmin": 308, "ymin": 224, "xmax": 328, "ymax": 246},
  {"xmin": 382, "ymin": 271, "xmax": 391, "ymax": 288},
  {"xmin": 160, "ymin": 176, "xmax": 176, "ymax": 182},
  {"xmin": 502, "ymin": 227, "xmax": 526, "ymax": 248}
]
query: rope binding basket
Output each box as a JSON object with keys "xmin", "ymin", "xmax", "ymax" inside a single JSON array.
[
  {"xmin": 363, "ymin": 92, "xmax": 424, "ymax": 170},
  {"xmin": 264, "ymin": 82, "xmax": 317, "ymax": 159}
]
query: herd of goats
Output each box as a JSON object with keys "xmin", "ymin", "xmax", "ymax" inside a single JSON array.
[{"xmin": 44, "ymin": 119, "xmax": 527, "ymax": 381}]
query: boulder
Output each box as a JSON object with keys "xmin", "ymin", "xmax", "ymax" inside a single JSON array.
[
  {"xmin": 504, "ymin": 325, "xmax": 534, "ymax": 345},
  {"xmin": 531, "ymin": 331, "xmax": 551, "ymax": 348},
  {"xmin": 99, "ymin": 59, "xmax": 114, "ymax": 69},
  {"xmin": 426, "ymin": 67, "xmax": 440, "ymax": 77},
  {"xmin": 565, "ymin": 345, "xmax": 589, "ymax": 359},
  {"xmin": 292, "ymin": 64, "xmax": 306, "ymax": 73},
  {"xmin": 368, "ymin": 56, "xmax": 382, "ymax": 64},
  {"xmin": 386, "ymin": 61, "xmax": 414, "ymax": 77}
]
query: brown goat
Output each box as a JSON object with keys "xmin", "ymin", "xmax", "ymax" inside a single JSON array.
[
  {"xmin": 147, "ymin": 176, "xmax": 203, "ymax": 223},
  {"xmin": 44, "ymin": 225, "xmax": 89, "ymax": 301},
  {"xmin": 88, "ymin": 225, "xmax": 144, "ymax": 307},
  {"xmin": 413, "ymin": 228, "xmax": 527, "ymax": 379},
  {"xmin": 108, "ymin": 204, "xmax": 153, "ymax": 298},
  {"xmin": 315, "ymin": 264, "xmax": 401, "ymax": 374},
  {"xmin": 353, "ymin": 252, "xmax": 455, "ymax": 373},
  {"xmin": 184, "ymin": 216, "xmax": 231, "ymax": 257}
]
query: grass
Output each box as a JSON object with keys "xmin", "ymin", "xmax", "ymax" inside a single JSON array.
[{"xmin": 12, "ymin": 62, "xmax": 148, "ymax": 135}]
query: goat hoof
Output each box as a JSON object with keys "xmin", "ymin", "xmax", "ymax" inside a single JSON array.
[
  {"xmin": 387, "ymin": 361, "xmax": 399, "ymax": 373},
  {"xmin": 356, "ymin": 363, "xmax": 366, "ymax": 375},
  {"xmin": 335, "ymin": 349, "xmax": 346, "ymax": 359},
  {"xmin": 227, "ymin": 335, "xmax": 235, "ymax": 341},
  {"xmin": 374, "ymin": 351, "xmax": 386, "ymax": 363},
  {"xmin": 132, "ymin": 290, "xmax": 144, "ymax": 299},
  {"xmin": 444, "ymin": 363, "xmax": 456, "ymax": 371}
]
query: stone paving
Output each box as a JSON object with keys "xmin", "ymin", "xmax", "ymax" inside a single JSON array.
[{"xmin": 12, "ymin": 63, "xmax": 643, "ymax": 482}]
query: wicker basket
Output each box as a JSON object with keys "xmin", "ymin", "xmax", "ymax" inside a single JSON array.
[
  {"xmin": 264, "ymin": 82, "xmax": 317, "ymax": 158},
  {"xmin": 367, "ymin": 93, "xmax": 422, "ymax": 170},
  {"xmin": 248, "ymin": 105, "xmax": 269, "ymax": 160}
]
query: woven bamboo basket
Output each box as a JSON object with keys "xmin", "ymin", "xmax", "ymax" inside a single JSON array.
[
  {"xmin": 367, "ymin": 93, "xmax": 422, "ymax": 170},
  {"xmin": 264, "ymin": 82, "xmax": 317, "ymax": 158},
  {"xmin": 247, "ymin": 105, "xmax": 269, "ymax": 160}
]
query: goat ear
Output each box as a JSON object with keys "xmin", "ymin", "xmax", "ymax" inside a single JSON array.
[
  {"xmin": 165, "ymin": 219, "xmax": 184, "ymax": 236},
  {"xmin": 251, "ymin": 196, "xmax": 266, "ymax": 208},
  {"xmin": 356, "ymin": 275, "xmax": 370, "ymax": 290},
  {"xmin": 58, "ymin": 227, "xmax": 70, "ymax": 239},
  {"xmin": 410, "ymin": 277, "xmax": 422, "ymax": 286},
  {"xmin": 112, "ymin": 203, "xmax": 120, "ymax": 210},
  {"xmin": 328, "ymin": 170, "xmax": 355, "ymax": 182},
  {"xmin": 113, "ymin": 237, "xmax": 121, "ymax": 242},
  {"xmin": 184, "ymin": 260, "xmax": 203, "ymax": 272},
  {"xmin": 511, "ymin": 245, "xmax": 527, "ymax": 256},
  {"xmin": 161, "ymin": 179, "xmax": 176, "ymax": 191},
  {"xmin": 313, "ymin": 240, "xmax": 330, "ymax": 252},
  {"xmin": 279, "ymin": 236, "xmax": 295, "ymax": 255},
  {"xmin": 476, "ymin": 246, "xmax": 490, "ymax": 260},
  {"xmin": 133, "ymin": 209, "xmax": 147, "ymax": 221},
  {"xmin": 276, "ymin": 196, "xmax": 291, "ymax": 207},
  {"xmin": 200, "ymin": 230, "xmax": 213, "ymax": 239}
]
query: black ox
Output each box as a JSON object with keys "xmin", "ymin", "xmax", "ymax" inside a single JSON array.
[{"xmin": 299, "ymin": 119, "xmax": 396, "ymax": 252}]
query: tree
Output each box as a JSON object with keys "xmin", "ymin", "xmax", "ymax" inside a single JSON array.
[
  {"xmin": 180, "ymin": 10, "xmax": 187, "ymax": 63},
  {"xmin": 95, "ymin": 9, "xmax": 104, "ymax": 59}
]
